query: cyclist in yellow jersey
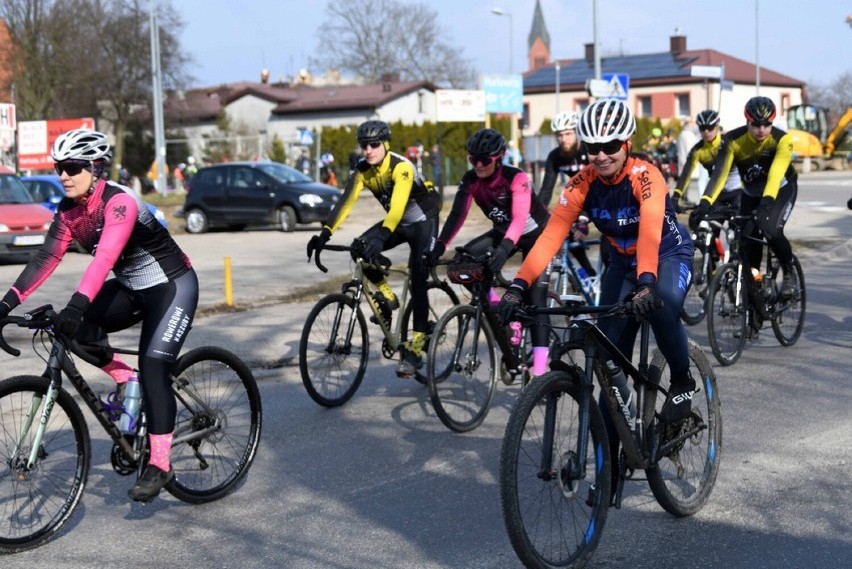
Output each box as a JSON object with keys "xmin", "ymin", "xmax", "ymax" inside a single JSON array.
[
  {"xmin": 306, "ymin": 120, "xmax": 440, "ymax": 377},
  {"xmin": 672, "ymin": 110, "xmax": 741, "ymax": 220},
  {"xmin": 696, "ymin": 96, "xmax": 798, "ymax": 301}
]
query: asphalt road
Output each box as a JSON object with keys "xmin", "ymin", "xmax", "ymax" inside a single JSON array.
[{"xmin": 0, "ymin": 171, "xmax": 850, "ymax": 568}]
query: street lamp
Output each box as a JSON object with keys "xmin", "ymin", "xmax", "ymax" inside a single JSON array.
[{"xmin": 490, "ymin": 7, "xmax": 513, "ymax": 74}]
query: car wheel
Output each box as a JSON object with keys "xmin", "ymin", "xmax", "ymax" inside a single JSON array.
[
  {"xmin": 185, "ymin": 209, "xmax": 209, "ymax": 234},
  {"xmin": 278, "ymin": 206, "xmax": 297, "ymax": 232}
]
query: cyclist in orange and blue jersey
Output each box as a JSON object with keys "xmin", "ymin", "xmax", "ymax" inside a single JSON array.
[{"xmin": 498, "ymin": 99, "xmax": 696, "ymax": 428}]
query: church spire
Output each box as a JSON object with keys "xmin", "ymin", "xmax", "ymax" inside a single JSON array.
[{"xmin": 527, "ymin": 0, "xmax": 551, "ymax": 71}]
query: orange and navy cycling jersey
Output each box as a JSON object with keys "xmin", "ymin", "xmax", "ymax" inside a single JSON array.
[
  {"xmin": 324, "ymin": 149, "xmax": 438, "ymax": 234},
  {"xmin": 673, "ymin": 133, "xmax": 741, "ymax": 199},
  {"xmin": 701, "ymin": 125, "xmax": 796, "ymax": 203},
  {"xmin": 516, "ymin": 156, "xmax": 692, "ymax": 286}
]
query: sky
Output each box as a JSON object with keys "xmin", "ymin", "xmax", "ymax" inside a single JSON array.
[{"xmin": 178, "ymin": 0, "xmax": 851, "ymax": 90}]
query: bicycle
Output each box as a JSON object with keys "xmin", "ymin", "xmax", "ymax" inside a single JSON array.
[
  {"xmin": 426, "ymin": 249, "xmax": 535, "ymax": 433},
  {"xmin": 499, "ymin": 298, "xmax": 721, "ymax": 568},
  {"xmin": 706, "ymin": 214, "xmax": 806, "ymax": 366},
  {"xmin": 549, "ymin": 238, "xmax": 604, "ymax": 307},
  {"xmin": 299, "ymin": 243, "xmax": 459, "ymax": 406},
  {"xmin": 681, "ymin": 204, "xmax": 738, "ymax": 326},
  {"xmin": 0, "ymin": 304, "xmax": 262, "ymax": 553}
]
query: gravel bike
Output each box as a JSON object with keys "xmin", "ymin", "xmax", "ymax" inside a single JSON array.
[
  {"xmin": 499, "ymin": 299, "xmax": 721, "ymax": 568},
  {"xmin": 426, "ymin": 249, "xmax": 535, "ymax": 433},
  {"xmin": 300, "ymin": 243, "xmax": 459, "ymax": 406},
  {"xmin": 0, "ymin": 304, "xmax": 262, "ymax": 553},
  {"xmin": 706, "ymin": 214, "xmax": 806, "ymax": 366}
]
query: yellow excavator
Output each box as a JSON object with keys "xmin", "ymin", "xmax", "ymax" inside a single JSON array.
[{"xmin": 785, "ymin": 104, "xmax": 851, "ymax": 170}]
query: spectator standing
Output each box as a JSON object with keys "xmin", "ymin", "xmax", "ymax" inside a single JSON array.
[{"xmin": 429, "ymin": 143, "xmax": 444, "ymax": 197}]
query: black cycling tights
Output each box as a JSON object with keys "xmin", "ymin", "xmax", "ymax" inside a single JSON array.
[
  {"xmin": 73, "ymin": 269, "xmax": 199, "ymax": 435},
  {"xmin": 741, "ymin": 181, "xmax": 797, "ymax": 269}
]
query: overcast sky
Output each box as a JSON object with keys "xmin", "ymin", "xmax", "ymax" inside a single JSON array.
[{"xmin": 178, "ymin": 0, "xmax": 850, "ymax": 89}]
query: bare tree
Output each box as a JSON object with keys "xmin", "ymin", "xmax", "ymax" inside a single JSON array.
[
  {"xmin": 807, "ymin": 72, "xmax": 852, "ymax": 118},
  {"xmin": 312, "ymin": 0, "xmax": 475, "ymax": 88}
]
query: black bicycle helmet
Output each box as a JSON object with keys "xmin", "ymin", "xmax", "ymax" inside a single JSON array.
[
  {"xmin": 696, "ymin": 109, "xmax": 720, "ymax": 128},
  {"xmin": 466, "ymin": 128, "xmax": 507, "ymax": 156},
  {"xmin": 744, "ymin": 96, "xmax": 776, "ymax": 123},
  {"xmin": 356, "ymin": 120, "xmax": 391, "ymax": 143}
]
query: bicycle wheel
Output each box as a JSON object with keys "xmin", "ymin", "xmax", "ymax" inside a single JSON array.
[
  {"xmin": 427, "ymin": 304, "xmax": 497, "ymax": 432},
  {"xmin": 0, "ymin": 376, "xmax": 90, "ymax": 553},
  {"xmin": 299, "ymin": 293, "xmax": 369, "ymax": 407},
  {"xmin": 706, "ymin": 262, "xmax": 747, "ymax": 366},
  {"xmin": 771, "ymin": 255, "xmax": 806, "ymax": 346},
  {"xmin": 500, "ymin": 369, "xmax": 611, "ymax": 568},
  {"xmin": 401, "ymin": 281, "xmax": 460, "ymax": 385},
  {"xmin": 166, "ymin": 347, "xmax": 262, "ymax": 504},
  {"xmin": 645, "ymin": 339, "xmax": 722, "ymax": 517},
  {"xmin": 681, "ymin": 239, "xmax": 710, "ymax": 325}
]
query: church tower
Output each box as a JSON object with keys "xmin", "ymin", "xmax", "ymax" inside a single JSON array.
[{"xmin": 528, "ymin": 0, "xmax": 551, "ymax": 71}]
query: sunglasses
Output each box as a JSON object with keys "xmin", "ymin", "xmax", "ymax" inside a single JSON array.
[
  {"xmin": 698, "ymin": 125, "xmax": 717, "ymax": 132},
  {"xmin": 749, "ymin": 121, "xmax": 772, "ymax": 128},
  {"xmin": 468, "ymin": 155, "xmax": 498, "ymax": 167},
  {"xmin": 54, "ymin": 161, "xmax": 92, "ymax": 176},
  {"xmin": 359, "ymin": 141, "xmax": 383, "ymax": 150},
  {"xmin": 583, "ymin": 140, "xmax": 624, "ymax": 156}
]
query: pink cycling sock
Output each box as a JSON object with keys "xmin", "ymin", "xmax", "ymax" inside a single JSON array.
[
  {"xmin": 148, "ymin": 433, "xmax": 173, "ymax": 472},
  {"xmin": 488, "ymin": 288, "xmax": 501, "ymax": 306},
  {"xmin": 102, "ymin": 357, "xmax": 135, "ymax": 384},
  {"xmin": 533, "ymin": 346, "xmax": 549, "ymax": 376}
]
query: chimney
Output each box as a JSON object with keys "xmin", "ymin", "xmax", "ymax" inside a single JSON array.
[
  {"xmin": 260, "ymin": 69, "xmax": 270, "ymax": 84},
  {"xmin": 584, "ymin": 43, "xmax": 595, "ymax": 63},
  {"xmin": 670, "ymin": 35, "xmax": 686, "ymax": 53}
]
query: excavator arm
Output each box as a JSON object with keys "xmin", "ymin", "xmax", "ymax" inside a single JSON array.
[{"xmin": 825, "ymin": 107, "xmax": 852, "ymax": 155}]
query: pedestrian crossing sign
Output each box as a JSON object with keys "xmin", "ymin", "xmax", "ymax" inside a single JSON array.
[{"xmin": 602, "ymin": 74, "xmax": 629, "ymax": 100}]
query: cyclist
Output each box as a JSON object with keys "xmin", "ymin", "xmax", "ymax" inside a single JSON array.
[
  {"xmin": 426, "ymin": 128, "xmax": 552, "ymax": 379},
  {"xmin": 497, "ymin": 99, "xmax": 696, "ymax": 427},
  {"xmin": 696, "ymin": 97, "xmax": 799, "ymax": 304},
  {"xmin": 0, "ymin": 129, "xmax": 198, "ymax": 502},
  {"xmin": 539, "ymin": 111, "xmax": 600, "ymax": 279},
  {"xmin": 673, "ymin": 109, "xmax": 742, "ymax": 219},
  {"xmin": 306, "ymin": 120, "xmax": 440, "ymax": 378}
]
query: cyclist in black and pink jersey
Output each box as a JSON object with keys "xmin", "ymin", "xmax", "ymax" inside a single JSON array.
[
  {"xmin": 0, "ymin": 129, "xmax": 198, "ymax": 502},
  {"xmin": 426, "ymin": 128, "xmax": 552, "ymax": 380}
]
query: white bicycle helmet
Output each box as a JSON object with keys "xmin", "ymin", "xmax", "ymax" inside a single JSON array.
[
  {"xmin": 51, "ymin": 129, "xmax": 111, "ymax": 162},
  {"xmin": 577, "ymin": 99, "xmax": 636, "ymax": 143},
  {"xmin": 551, "ymin": 110, "xmax": 580, "ymax": 133}
]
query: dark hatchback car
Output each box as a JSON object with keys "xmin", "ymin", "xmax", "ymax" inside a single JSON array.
[{"xmin": 181, "ymin": 161, "xmax": 340, "ymax": 233}]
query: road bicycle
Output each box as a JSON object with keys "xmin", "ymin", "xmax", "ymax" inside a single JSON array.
[
  {"xmin": 300, "ymin": 243, "xmax": 459, "ymax": 406},
  {"xmin": 706, "ymin": 214, "xmax": 806, "ymax": 366},
  {"xmin": 426, "ymin": 249, "xmax": 536, "ymax": 433},
  {"xmin": 499, "ymin": 298, "xmax": 721, "ymax": 568},
  {"xmin": 681, "ymin": 204, "xmax": 738, "ymax": 325},
  {"xmin": 0, "ymin": 304, "xmax": 262, "ymax": 553},
  {"xmin": 549, "ymin": 238, "xmax": 604, "ymax": 307}
]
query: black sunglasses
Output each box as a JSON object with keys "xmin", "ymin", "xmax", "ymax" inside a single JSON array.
[
  {"xmin": 583, "ymin": 140, "xmax": 624, "ymax": 156},
  {"xmin": 54, "ymin": 161, "xmax": 91, "ymax": 176},
  {"xmin": 698, "ymin": 125, "xmax": 717, "ymax": 132},
  {"xmin": 359, "ymin": 141, "xmax": 383, "ymax": 150},
  {"xmin": 468, "ymin": 154, "xmax": 497, "ymax": 167},
  {"xmin": 750, "ymin": 121, "xmax": 772, "ymax": 128}
]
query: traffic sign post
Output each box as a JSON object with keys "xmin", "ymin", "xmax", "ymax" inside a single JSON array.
[{"xmin": 602, "ymin": 73, "xmax": 629, "ymax": 100}]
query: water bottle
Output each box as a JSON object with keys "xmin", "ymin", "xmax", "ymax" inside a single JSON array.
[
  {"xmin": 576, "ymin": 267, "xmax": 593, "ymax": 296},
  {"xmin": 119, "ymin": 377, "xmax": 141, "ymax": 434},
  {"xmin": 606, "ymin": 361, "xmax": 635, "ymax": 430}
]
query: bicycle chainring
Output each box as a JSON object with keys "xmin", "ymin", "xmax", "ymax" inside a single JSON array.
[
  {"xmin": 110, "ymin": 437, "xmax": 139, "ymax": 476},
  {"xmin": 381, "ymin": 338, "xmax": 396, "ymax": 359}
]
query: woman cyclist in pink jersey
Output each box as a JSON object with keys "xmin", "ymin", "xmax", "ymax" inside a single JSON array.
[{"xmin": 0, "ymin": 129, "xmax": 198, "ymax": 502}]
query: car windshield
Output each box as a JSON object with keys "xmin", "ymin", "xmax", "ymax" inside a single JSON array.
[
  {"xmin": 0, "ymin": 176, "xmax": 36, "ymax": 204},
  {"xmin": 256, "ymin": 162, "xmax": 313, "ymax": 184}
]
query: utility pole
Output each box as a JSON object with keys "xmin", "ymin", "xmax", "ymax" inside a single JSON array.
[{"xmin": 150, "ymin": 7, "xmax": 167, "ymax": 194}]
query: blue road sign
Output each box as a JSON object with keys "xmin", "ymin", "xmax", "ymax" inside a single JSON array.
[{"xmin": 602, "ymin": 73, "xmax": 629, "ymax": 100}]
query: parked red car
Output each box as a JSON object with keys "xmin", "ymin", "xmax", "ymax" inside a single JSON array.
[{"xmin": 0, "ymin": 173, "xmax": 53, "ymax": 260}]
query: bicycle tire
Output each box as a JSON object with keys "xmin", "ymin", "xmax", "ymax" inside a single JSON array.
[
  {"xmin": 500, "ymin": 369, "xmax": 611, "ymax": 568},
  {"xmin": 645, "ymin": 339, "xmax": 722, "ymax": 517},
  {"xmin": 426, "ymin": 304, "xmax": 497, "ymax": 433},
  {"xmin": 681, "ymin": 240, "xmax": 709, "ymax": 325},
  {"xmin": 771, "ymin": 255, "xmax": 806, "ymax": 346},
  {"xmin": 401, "ymin": 281, "xmax": 460, "ymax": 385},
  {"xmin": 299, "ymin": 293, "xmax": 369, "ymax": 407},
  {"xmin": 706, "ymin": 262, "xmax": 747, "ymax": 366},
  {"xmin": 0, "ymin": 376, "xmax": 90, "ymax": 553},
  {"xmin": 166, "ymin": 346, "xmax": 262, "ymax": 504}
]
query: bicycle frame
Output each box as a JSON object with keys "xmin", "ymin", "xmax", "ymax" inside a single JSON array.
[
  {"xmin": 551, "ymin": 239, "xmax": 603, "ymax": 306},
  {"xmin": 344, "ymin": 260, "xmax": 412, "ymax": 350}
]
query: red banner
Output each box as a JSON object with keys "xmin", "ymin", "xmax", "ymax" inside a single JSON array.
[{"xmin": 17, "ymin": 117, "xmax": 96, "ymax": 171}]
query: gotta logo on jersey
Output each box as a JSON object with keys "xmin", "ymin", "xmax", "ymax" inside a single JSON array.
[
  {"xmin": 488, "ymin": 207, "xmax": 510, "ymax": 223},
  {"xmin": 743, "ymin": 164, "xmax": 765, "ymax": 184}
]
